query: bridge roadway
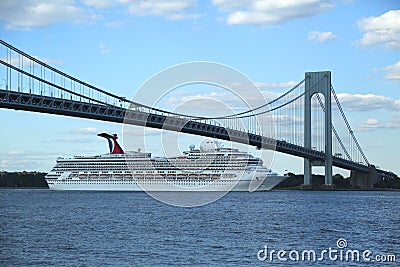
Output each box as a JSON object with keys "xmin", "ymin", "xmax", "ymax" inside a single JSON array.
[{"xmin": 0, "ymin": 88, "xmax": 379, "ymax": 174}]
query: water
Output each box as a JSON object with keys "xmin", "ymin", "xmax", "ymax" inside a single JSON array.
[{"xmin": 0, "ymin": 190, "xmax": 399, "ymax": 266}]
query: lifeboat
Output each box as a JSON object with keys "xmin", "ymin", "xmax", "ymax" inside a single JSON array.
[
  {"xmin": 166, "ymin": 174, "xmax": 176, "ymax": 179},
  {"xmin": 113, "ymin": 173, "xmax": 123, "ymax": 179},
  {"xmin": 212, "ymin": 174, "xmax": 221, "ymax": 179},
  {"xmin": 135, "ymin": 173, "xmax": 144, "ymax": 179}
]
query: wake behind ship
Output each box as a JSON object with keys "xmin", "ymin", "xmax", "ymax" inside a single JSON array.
[{"xmin": 45, "ymin": 133, "xmax": 287, "ymax": 191}]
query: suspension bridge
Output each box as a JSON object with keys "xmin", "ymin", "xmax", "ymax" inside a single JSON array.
[{"xmin": 0, "ymin": 39, "xmax": 397, "ymax": 188}]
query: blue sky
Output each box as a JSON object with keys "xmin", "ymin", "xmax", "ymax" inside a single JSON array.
[{"xmin": 0, "ymin": 0, "xmax": 399, "ymax": 177}]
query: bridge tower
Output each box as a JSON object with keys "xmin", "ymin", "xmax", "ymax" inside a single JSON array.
[{"xmin": 303, "ymin": 71, "xmax": 333, "ymax": 186}]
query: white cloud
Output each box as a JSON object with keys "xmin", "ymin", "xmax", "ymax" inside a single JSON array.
[
  {"xmin": 0, "ymin": 55, "xmax": 63, "ymax": 67},
  {"xmin": 264, "ymin": 114, "xmax": 303, "ymax": 125},
  {"xmin": 42, "ymin": 137, "xmax": 96, "ymax": 144},
  {"xmin": 387, "ymin": 116, "xmax": 400, "ymax": 128},
  {"xmin": 99, "ymin": 43, "xmax": 111, "ymax": 54},
  {"xmin": 361, "ymin": 118, "xmax": 379, "ymax": 129},
  {"xmin": 81, "ymin": 0, "xmax": 114, "ymax": 9},
  {"xmin": 213, "ymin": 0, "xmax": 334, "ymax": 25},
  {"xmin": 76, "ymin": 127, "xmax": 99, "ymax": 134},
  {"xmin": 39, "ymin": 57, "xmax": 64, "ymax": 66},
  {"xmin": 164, "ymin": 91, "xmax": 246, "ymax": 113},
  {"xmin": 256, "ymin": 81, "xmax": 298, "ymax": 90},
  {"xmin": 0, "ymin": 150, "xmax": 60, "ymax": 171},
  {"xmin": 0, "ymin": 0, "xmax": 340, "ymax": 29},
  {"xmin": 10, "ymin": 150, "xmax": 24, "ymax": 155},
  {"xmin": 0, "ymin": 0, "xmax": 203, "ymax": 30},
  {"xmin": 118, "ymin": 0, "xmax": 203, "ymax": 20},
  {"xmin": 62, "ymin": 127, "xmax": 99, "ymax": 134},
  {"xmin": 162, "ymin": 84, "xmax": 290, "ymax": 113},
  {"xmin": 357, "ymin": 10, "xmax": 400, "ymax": 49},
  {"xmin": 336, "ymin": 93, "xmax": 400, "ymax": 112},
  {"xmin": 308, "ymin": 31, "xmax": 337, "ymax": 42},
  {"xmin": 123, "ymin": 127, "xmax": 162, "ymax": 136},
  {"xmin": 381, "ymin": 61, "xmax": 400, "ymax": 82},
  {"xmin": 360, "ymin": 117, "xmax": 400, "ymax": 130},
  {"xmin": 0, "ymin": 0, "xmax": 86, "ymax": 30}
]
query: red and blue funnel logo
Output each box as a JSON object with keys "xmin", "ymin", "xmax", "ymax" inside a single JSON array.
[{"xmin": 98, "ymin": 133, "xmax": 124, "ymax": 154}]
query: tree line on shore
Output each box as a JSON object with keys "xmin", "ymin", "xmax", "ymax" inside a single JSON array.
[
  {"xmin": 275, "ymin": 173, "xmax": 400, "ymax": 189},
  {"xmin": 0, "ymin": 171, "xmax": 48, "ymax": 188}
]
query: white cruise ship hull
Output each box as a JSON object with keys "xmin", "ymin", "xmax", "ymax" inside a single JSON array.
[{"xmin": 47, "ymin": 175, "xmax": 287, "ymax": 192}]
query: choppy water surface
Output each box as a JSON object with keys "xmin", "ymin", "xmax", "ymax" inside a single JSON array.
[{"xmin": 0, "ymin": 190, "xmax": 399, "ymax": 266}]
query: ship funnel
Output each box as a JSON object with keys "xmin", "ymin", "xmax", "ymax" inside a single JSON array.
[{"xmin": 98, "ymin": 133, "xmax": 124, "ymax": 154}]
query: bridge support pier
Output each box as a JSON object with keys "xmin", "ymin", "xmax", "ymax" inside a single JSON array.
[
  {"xmin": 350, "ymin": 165, "xmax": 381, "ymax": 188},
  {"xmin": 303, "ymin": 71, "xmax": 333, "ymax": 186}
]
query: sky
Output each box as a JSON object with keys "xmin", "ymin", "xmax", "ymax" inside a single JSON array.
[{"xmin": 0, "ymin": 0, "xmax": 399, "ymax": 177}]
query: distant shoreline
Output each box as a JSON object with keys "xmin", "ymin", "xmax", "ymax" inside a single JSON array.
[
  {"xmin": 1, "ymin": 187, "xmax": 399, "ymax": 192},
  {"xmin": 273, "ymin": 187, "xmax": 400, "ymax": 192},
  {"xmin": 1, "ymin": 171, "xmax": 399, "ymax": 190}
]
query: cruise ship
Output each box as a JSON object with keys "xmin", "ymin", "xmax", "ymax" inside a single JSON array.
[{"xmin": 45, "ymin": 133, "xmax": 287, "ymax": 191}]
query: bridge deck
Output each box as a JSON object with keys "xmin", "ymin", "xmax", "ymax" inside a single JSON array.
[{"xmin": 0, "ymin": 89, "xmax": 375, "ymax": 174}]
